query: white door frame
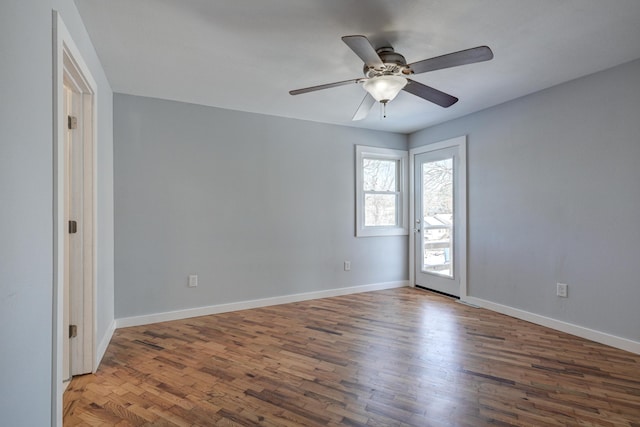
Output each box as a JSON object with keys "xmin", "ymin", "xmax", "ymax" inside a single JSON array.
[
  {"xmin": 52, "ymin": 10, "xmax": 98, "ymax": 426},
  {"xmin": 409, "ymin": 135, "xmax": 468, "ymax": 299}
]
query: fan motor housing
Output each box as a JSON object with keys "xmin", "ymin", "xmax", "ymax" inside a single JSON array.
[{"xmin": 363, "ymin": 46, "xmax": 411, "ymax": 78}]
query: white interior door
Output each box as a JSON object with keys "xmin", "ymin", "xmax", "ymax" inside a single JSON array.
[
  {"xmin": 64, "ymin": 80, "xmax": 85, "ymax": 379},
  {"xmin": 63, "ymin": 56, "xmax": 95, "ymax": 378},
  {"xmin": 413, "ymin": 138, "xmax": 466, "ymax": 297},
  {"xmin": 62, "ymin": 84, "xmax": 71, "ymax": 381}
]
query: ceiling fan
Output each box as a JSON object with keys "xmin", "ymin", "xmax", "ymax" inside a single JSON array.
[{"xmin": 290, "ymin": 35, "xmax": 493, "ymax": 120}]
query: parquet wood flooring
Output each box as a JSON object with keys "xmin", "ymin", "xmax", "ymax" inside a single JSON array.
[{"xmin": 64, "ymin": 288, "xmax": 640, "ymax": 426}]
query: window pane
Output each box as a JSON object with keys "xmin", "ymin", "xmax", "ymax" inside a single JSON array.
[
  {"xmin": 422, "ymin": 158, "xmax": 453, "ymax": 277},
  {"xmin": 355, "ymin": 145, "xmax": 408, "ymax": 237},
  {"xmin": 363, "ymin": 159, "xmax": 397, "ymax": 191},
  {"xmin": 364, "ymin": 194, "xmax": 397, "ymax": 226}
]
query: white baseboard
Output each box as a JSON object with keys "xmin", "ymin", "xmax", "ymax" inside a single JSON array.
[
  {"xmin": 116, "ymin": 281, "xmax": 409, "ymax": 329},
  {"xmin": 95, "ymin": 319, "xmax": 116, "ymax": 371},
  {"xmin": 463, "ymin": 296, "xmax": 640, "ymax": 355}
]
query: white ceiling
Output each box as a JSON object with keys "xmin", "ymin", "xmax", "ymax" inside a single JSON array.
[{"xmin": 75, "ymin": 0, "xmax": 640, "ymax": 134}]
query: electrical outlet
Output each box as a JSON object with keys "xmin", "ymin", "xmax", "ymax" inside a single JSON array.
[
  {"xmin": 556, "ymin": 282, "xmax": 568, "ymax": 298},
  {"xmin": 188, "ymin": 274, "xmax": 198, "ymax": 288},
  {"xmin": 344, "ymin": 261, "xmax": 351, "ymax": 271}
]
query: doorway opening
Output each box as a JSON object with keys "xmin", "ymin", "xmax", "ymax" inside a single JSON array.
[{"xmin": 53, "ymin": 10, "xmax": 97, "ymax": 425}]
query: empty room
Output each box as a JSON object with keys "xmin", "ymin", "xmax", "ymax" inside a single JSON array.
[{"xmin": 2, "ymin": 1, "xmax": 640, "ymax": 426}]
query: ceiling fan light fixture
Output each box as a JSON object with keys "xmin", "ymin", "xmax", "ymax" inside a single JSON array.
[{"xmin": 363, "ymin": 75, "xmax": 407, "ymax": 103}]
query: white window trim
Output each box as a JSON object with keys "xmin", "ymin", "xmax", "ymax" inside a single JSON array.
[{"xmin": 356, "ymin": 145, "xmax": 409, "ymax": 237}]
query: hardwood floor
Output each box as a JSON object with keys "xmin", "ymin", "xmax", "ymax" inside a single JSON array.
[{"xmin": 64, "ymin": 288, "xmax": 640, "ymax": 426}]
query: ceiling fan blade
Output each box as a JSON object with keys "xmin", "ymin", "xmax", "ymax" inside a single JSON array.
[
  {"xmin": 403, "ymin": 79, "xmax": 458, "ymax": 108},
  {"xmin": 408, "ymin": 46, "xmax": 493, "ymax": 75},
  {"xmin": 352, "ymin": 94, "xmax": 376, "ymax": 121},
  {"xmin": 342, "ymin": 35, "xmax": 384, "ymax": 68},
  {"xmin": 289, "ymin": 78, "xmax": 361, "ymax": 95}
]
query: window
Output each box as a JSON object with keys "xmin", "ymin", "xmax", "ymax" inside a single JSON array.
[{"xmin": 356, "ymin": 145, "xmax": 408, "ymax": 237}]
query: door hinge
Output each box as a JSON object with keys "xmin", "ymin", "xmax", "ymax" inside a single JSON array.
[
  {"xmin": 69, "ymin": 324, "xmax": 78, "ymax": 338},
  {"xmin": 68, "ymin": 115, "xmax": 78, "ymax": 130},
  {"xmin": 68, "ymin": 220, "xmax": 78, "ymax": 234}
]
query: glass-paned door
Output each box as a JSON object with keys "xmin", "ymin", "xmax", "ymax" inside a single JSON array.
[{"xmin": 414, "ymin": 144, "xmax": 465, "ymax": 297}]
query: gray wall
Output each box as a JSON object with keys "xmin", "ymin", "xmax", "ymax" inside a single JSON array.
[
  {"xmin": 0, "ymin": 1, "xmax": 113, "ymax": 424},
  {"xmin": 0, "ymin": 2, "xmax": 54, "ymax": 425},
  {"xmin": 410, "ymin": 59, "xmax": 640, "ymax": 342},
  {"xmin": 114, "ymin": 94, "xmax": 408, "ymax": 318}
]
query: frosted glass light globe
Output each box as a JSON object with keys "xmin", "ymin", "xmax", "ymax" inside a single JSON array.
[{"xmin": 363, "ymin": 75, "xmax": 408, "ymax": 103}]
